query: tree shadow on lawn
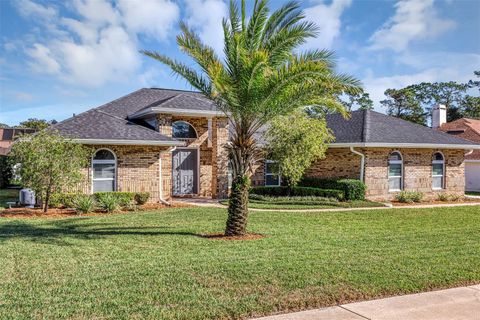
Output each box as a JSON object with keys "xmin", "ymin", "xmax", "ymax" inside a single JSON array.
[{"xmin": 0, "ymin": 219, "xmax": 203, "ymax": 246}]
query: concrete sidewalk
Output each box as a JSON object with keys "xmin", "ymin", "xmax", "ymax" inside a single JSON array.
[{"xmin": 254, "ymin": 285, "xmax": 480, "ymax": 320}]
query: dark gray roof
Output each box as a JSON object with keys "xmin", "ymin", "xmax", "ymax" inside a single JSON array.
[
  {"xmin": 52, "ymin": 88, "xmax": 216, "ymax": 143},
  {"xmin": 327, "ymin": 110, "xmax": 478, "ymax": 146}
]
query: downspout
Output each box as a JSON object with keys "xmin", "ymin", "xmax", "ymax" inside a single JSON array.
[
  {"xmin": 350, "ymin": 146, "xmax": 365, "ymax": 182},
  {"xmin": 159, "ymin": 146, "xmax": 177, "ymax": 205},
  {"xmin": 465, "ymin": 149, "xmax": 473, "ymax": 157}
]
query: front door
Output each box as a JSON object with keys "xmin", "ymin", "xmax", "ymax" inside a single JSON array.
[{"xmin": 172, "ymin": 149, "xmax": 198, "ymax": 195}]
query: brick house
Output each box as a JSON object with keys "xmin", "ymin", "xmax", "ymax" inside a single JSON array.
[
  {"xmin": 52, "ymin": 88, "xmax": 480, "ymax": 202},
  {"xmin": 435, "ymin": 106, "xmax": 480, "ymax": 191}
]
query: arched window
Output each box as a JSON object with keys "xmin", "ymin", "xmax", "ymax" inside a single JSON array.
[
  {"xmin": 172, "ymin": 121, "xmax": 197, "ymax": 139},
  {"xmin": 432, "ymin": 152, "xmax": 445, "ymax": 189},
  {"xmin": 388, "ymin": 151, "xmax": 403, "ymax": 191},
  {"xmin": 92, "ymin": 149, "xmax": 116, "ymax": 192}
]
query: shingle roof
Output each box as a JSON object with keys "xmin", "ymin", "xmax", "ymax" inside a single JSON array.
[
  {"xmin": 327, "ymin": 110, "xmax": 479, "ymax": 147},
  {"xmin": 52, "ymin": 88, "xmax": 216, "ymax": 144},
  {"xmin": 52, "ymin": 109, "xmax": 178, "ymax": 143}
]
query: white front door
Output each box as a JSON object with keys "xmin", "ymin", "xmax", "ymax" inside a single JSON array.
[{"xmin": 465, "ymin": 161, "xmax": 480, "ymax": 192}]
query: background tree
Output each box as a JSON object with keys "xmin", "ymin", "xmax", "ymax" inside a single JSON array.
[
  {"xmin": 9, "ymin": 130, "xmax": 88, "ymax": 212},
  {"xmin": 143, "ymin": 0, "xmax": 360, "ymax": 235},
  {"xmin": 265, "ymin": 109, "xmax": 333, "ymax": 187},
  {"xmin": 381, "ymin": 88, "xmax": 427, "ymax": 125},
  {"xmin": 0, "ymin": 123, "xmax": 10, "ymax": 128},
  {"xmin": 407, "ymin": 82, "xmax": 468, "ymax": 122},
  {"xmin": 341, "ymin": 90, "xmax": 374, "ymax": 111},
  {"xmin": 17, "ymin": 118, "xmax": 56, "ymax": 130},
  {"xmin": 0, "ymin": 156, "xmax": 13, "ymax": 188}
]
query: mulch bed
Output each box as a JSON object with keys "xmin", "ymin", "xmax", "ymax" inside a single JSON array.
[
  {"xmin": 0, "ymin": 202, "xmax": 193, "ymax": 219},
  {"xmin": 200, "ymin": 232, "xmax": 265, "ymax": 241}
]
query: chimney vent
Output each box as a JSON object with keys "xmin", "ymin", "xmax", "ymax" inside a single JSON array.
[{"xmin": 432, "ymin": 104, "xmax": 446, "ymax": 128}]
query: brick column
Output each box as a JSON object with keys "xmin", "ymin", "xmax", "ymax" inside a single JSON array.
[
  {"xmin": 212, "ymin": 117, "xmax": 229, "ymax": 198},
  {"xmin": 157, "ymin": 114, "xmax": 172, "ymax": 137}
]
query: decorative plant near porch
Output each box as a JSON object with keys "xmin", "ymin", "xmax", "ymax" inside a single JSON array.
[
  {"xmin": 142, "ymin": 0, "xmax": 361, "ymax": 236},
  {"xmin": 9, "ymin": 130, "xmax": 88, "ymax": 212},
  {"xmin": 265, "ymin": 109, "xmax": 334, "ymax": 188}
]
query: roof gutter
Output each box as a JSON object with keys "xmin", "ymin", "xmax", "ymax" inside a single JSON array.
[
  {"xmin": 329, "ymin": 142, "xmax": 480, "ymax": 150},
  {"xmin": 350, "ymin": 147, "xmax": 365, "ymax": 182},
  {"xmin": 73, "ymin": 139, "xmax": 185, "ymax": 147},
  {"xmin": 129, "ymin": 107, "xmax": 226, "ymax": 119}
]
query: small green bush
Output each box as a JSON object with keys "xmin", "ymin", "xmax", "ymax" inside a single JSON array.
[
  {"xmin": 396, "ymin": 191, "xmax": 424, "ymax": 203},
  {"xmin": 250, "ymin": 186, "xmax": 344, "ymax": 200},
  {"xmin": 49, "ymin": 193, "xmax": 85, "ymax": 208},
  {"xmin": 94, "ymin": 192, "xmax": 135, "ymax": 207},
  {"xmin": 437, "ymin": 193, "xmax": 462, "ymax": 202},
  {"xmin": 298, "ymin": 177, "xmax": 366, "ymax": 201},
  {"xmin": 97, "ymin": 193, "xmax": 120, "ymax": 213},
  {"xmin": 73, "ymin": 196, "xmax": 96, "ymax": 214},
  {"xmin": 134, "ymin": 192, "xmax": 150, "ymax": 205},
  {"xmin": 436, "ymin": 193, "xmax": 450, "ymax": 202},
  {"xmin": 249, "ymin": 194, "xmax": 339, "ymax": 203}
]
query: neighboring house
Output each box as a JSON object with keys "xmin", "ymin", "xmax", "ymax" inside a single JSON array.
[
  {"xmin": 0, "ymin": 128, "xmax": 36, "ymax": 155},
  {"xmin": 51, "ymin": 88, "xmax": 479, "ymax": 202},
  {"xmin": 435, "ymin": 106, "xmax": 480, "ymax": 192}
]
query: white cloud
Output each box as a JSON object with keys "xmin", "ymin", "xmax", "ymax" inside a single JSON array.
[
  {"xmin": 184, "ymin": 0, "xmax": 228, "ymax": 54},
  {"xmin": 14, "ymin": 0, "xmax": 180, "ymax": 87},
  {"xmin": 369, "ymin": 0, "xmax": 455, "ymax": 52},
  {"xmin": 303, "ymin": 0, "xmax": 352, "ymax": 49},
  {"xmin": 15, "ymin": 0, "xmax": 57, "ymax": 22},
  {"xmin": 118, "ymin": 0, "xmax": 179, "ymax": 40},
  {"xmin": 26, "ymin": 44, "xmax": 61, "ymax": 74}
]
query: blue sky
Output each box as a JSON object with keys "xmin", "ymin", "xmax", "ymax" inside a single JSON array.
[{"xmin": 0, "ymin": 0, "xmax": 479, "ymax": 126}]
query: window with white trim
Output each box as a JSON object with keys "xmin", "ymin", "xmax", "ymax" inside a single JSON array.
[
  {"xmin": 265, "ymin": 160, "xmax": 281, "ymax": 186},
  {"xmin": 92, "ymin": 149, "xmax": 116, "ymax": 192},
  {"xmin": 388, "ymin": 151, "xmax": 403, "ymax": 191},
  {"xmin": 432, "ymin": 152, "xmax": 445, "ymax": 189}
]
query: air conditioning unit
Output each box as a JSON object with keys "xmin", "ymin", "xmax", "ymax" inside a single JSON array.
[{"xmin": 19, "ymin": 188, "xmax": 35, "ymax": 208}]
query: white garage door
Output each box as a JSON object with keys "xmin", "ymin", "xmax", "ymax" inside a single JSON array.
[{"xmin": 465, "ymin": 161, "xmax": 480, "ymax": 192}]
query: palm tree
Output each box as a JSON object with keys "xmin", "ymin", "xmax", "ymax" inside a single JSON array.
[{"xmin": 142, "ymin": 0, "xmax": 361, "ymax": 236}]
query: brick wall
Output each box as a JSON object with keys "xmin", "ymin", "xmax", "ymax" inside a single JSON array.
[
  {"xmin": 305, "ymin": 148, "xmax": 362, "ymax": 179},
  {"xmin": 75, "ymin": 145, "xmax": 172, "ymax": 203},
  {"xmin": 363, "ymin": 148, "xmax": 465, "ymax": 201}
]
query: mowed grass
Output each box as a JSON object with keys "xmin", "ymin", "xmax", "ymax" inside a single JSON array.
[
  {"xmin": 219, "ymin": 199, "xmax": 385, "ymax": 209},
  {"xmin": 1, "ymin": 206, "xmax": 479, "ymax": 319}
]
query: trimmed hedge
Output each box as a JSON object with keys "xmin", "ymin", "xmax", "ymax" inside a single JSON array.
[
  {"xmin": 299, "ymin": 177, "xmax": 366, "ymax": 201},
  {"xmin": 50, "ymin": 191, "xmax": 150, "ymax": 208},
  {"xmin": 250, "ymin": 186, "xmax": 344, "ymax": 200}
]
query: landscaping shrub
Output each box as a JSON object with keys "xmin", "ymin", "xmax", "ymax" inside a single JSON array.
[
  {"xmin": 97, "ymin": 193, "xmax": 120, "ymax": 213},
  {"xmin": 73, "ymin": 196, "xmax": 96, "ymax": 214},
  {"xmin": 250, "ymin": 186, "xmax": 344, "ymax": 200},
  {"xmin": 395, "ymin": 191, "xmax": 424, "ymax": 203},
  {"xmin": 249, "ymin": 194, "xmax": 339, "ymax": 203},
  {"xmin": 436, "ymin": 193, "xmax": 450, "ymax": 202},
  {"xmin": 298, "ymin": 177, "xmax": 366, "ymax": 201},
  {"xmin": 437, "ymin": 193, "xmax": 461, "ymax": 202},
  {"xmin": 49, "ymin": 193, "xmax": 85, "ymax": 208},
  {"xmin": 94, "ymin": 192, "xmax": 135, "ymax": 207},
  {"xmin": 134, "ymin": 192, "xmax": 150, "ymax": 205}
]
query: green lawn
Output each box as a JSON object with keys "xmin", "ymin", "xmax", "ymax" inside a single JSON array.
[
  {"xmin": 1, "ymin": 206, "xmax": 479, "ymax": 319},
  {"xmin": 0, "ymin": 188, "xmax": 18, "ymax": 210}
]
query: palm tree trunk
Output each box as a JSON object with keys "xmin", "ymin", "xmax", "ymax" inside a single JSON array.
[{"xmin": 226, "ymin": 175, "xmax": 250, "ymax": 236}]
